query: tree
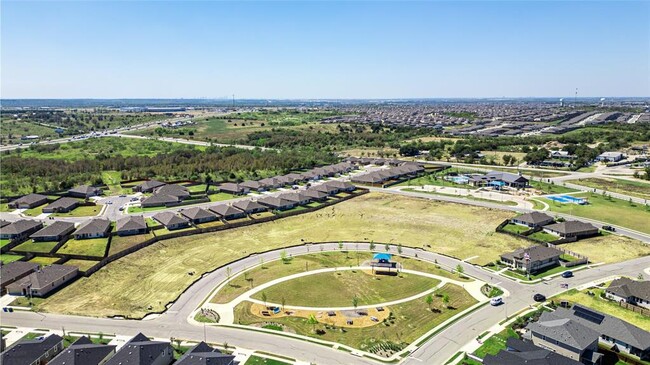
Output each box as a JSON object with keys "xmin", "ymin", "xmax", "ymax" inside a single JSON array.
[
  {"xmin": 369, "ymin": 241, "xmax": 376, "ymax": 251},
  {"xmin": 261, "ymin": 292, "xmax": 267, "ymax": 307},
  {"xmin": 338, "ymin": 241, "xmax": 344, "ymax": 251},
  {"xmin": 352, "ymin": 296, "xmax": 359, "ymax": 309},
  {"xmin": 456, "ymin": 264, "xmax": 464, "ymax": 276},
  {"xmin": 259, "ymin": 257, "xmax": 265, "ymax": 269},
  {"xmin": 385, "ymin": 244, "xmax": 390, "ymax": 252},
  {"xmin": 280, "ymin": 250, "xmax": 289, "ymax": 263},
  {"xmin": 281, "ymin": 297, "xmax": 286, "ymax": 311},
  {"xmin": 425, "ymin": 294, "xmax": 433, "ymax": 311},
  {"xmin": 226, "ymin": 266, "xmax": 232, "ymax": 281},
  {"xmin": 307, "ymin": 314, "xmax": 319, "ymax": 333},
  {"xmin": 442, "ymin": 294, "xmax": 450, "ymax": 308},
  {"xmin": 397, "ymin": 243, "xmax": 403, "ymax": 255}
]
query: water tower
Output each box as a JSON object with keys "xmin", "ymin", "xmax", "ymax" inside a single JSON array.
[
  {"xmin": 600, "ymin": 98, "xmax": 606, "ymax": 107},
  {"xmin": 559, "ymin": 98, "xmax": 564, "ymax": 107}
]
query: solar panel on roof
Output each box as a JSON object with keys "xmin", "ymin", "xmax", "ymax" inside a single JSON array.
[{"xmin": 574, "ymin": 306, "xmax": 604, "ymax": 324}]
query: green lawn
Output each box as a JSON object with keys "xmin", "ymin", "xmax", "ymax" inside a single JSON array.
[
  {"xmin": 28, "ymin": 256, "xmax": 60, "ymax": 266},
  {"xmin": 554, "ymin": 288, "xmax": 650, "ymax": 332},
  {"xmin": 236, "ymin": 283, "xmax": 477, "ymax": 352},
  {"xmin": 502, "ymin": 264, "xmax": 574, "ymax": 281},
  {"xmin": 567, "ymin": 178, "xmax": 650, "ymax": 200},
  {"xmin": 251, "ymin": 270, "xmax": 440, "ymax": 307},
  {"xmin": 245, "ymin": 355, "xmax": 291, "ymax": 365},
  {"xmin": 153, "ymin": 226, "xmax": 197, "ymax": 236},
  {"xmin": 57, "ymin": 237, "xmax": 109, "ymax": 257},
  {"xmin": 0, "ymin": 254, "xmax": 24, "ymax": 263},
  {"xmin": 63, "ymin": 259, "xmax": 100, "ymax": 271},
  {"xmin": 528, "ymin": 180, "xmax": 579, "ymax": 195},
  {"xmin": 473, "ymin": 327, "xmax": 519, "ymax": 359},
  {"xmin": 527, "ymin": 231, "xmax": 559, "ymax": 242},
  {"xmin": 126, "ymin": 205, "xmax": 168, "ymax": 214},
  {"xmin": 23, "ymin": 204, "xmax": 46, "ymax": 216},
  {"xmin": 540, "ymin": 193, "xmax": 650, "ymax": 234},
  {"xmin": 51, "ymin": 205, "xmax": 101, "ymax": 217},
  {"xmin": 12, "ymin": 241, "xmax": 58, "ymax": 253},
  {"xmin": 0, "ymin": 239, "xmax": 13, "ymax": 248},
  {"xmin": 187, "ymin": 184, "xmax": 209, "ymax": 193},
  {"xmin": 101, "ymin": 171, "xmax": 125, "ymax": 195},
  {"xmin": 501, "ymin": 223, "xmax": 529, "ymax": 234},
  {"xmin": 108, "ymin": 233, "xmax": 154, "ymax": 256},
  {"xmin": 208, "ymin": 192, "xmax": 237, "ymax": 202},
  {"xmin": 0, "ymin": 203, "xmax": 15, "ymax": 212}
]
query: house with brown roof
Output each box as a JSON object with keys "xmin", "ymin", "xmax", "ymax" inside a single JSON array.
[
  {"xmin": 0, "ymin": 220, "xmax": 44, "ymax": 240},
  {"xmin": 259, "ymin": 177, "xmax": 282, "ymax": 189},
  {"xmin": 543, "ymin": 221, "xmax": 599, "ymax": 239},
  {"xmin": 68, "ymin": 185, "xmax": 103, "ymax": 199},
  {"xmin": 323, "ymin": 180, "xmax": 355, "ymax": 193},
  {"xmin": 73, "ymin": 219, "xmax": 111, "ymax": 239},
  {"xmin": 240, "ymin": 180, "xmax": 268, "ymax": 192},
  {"xmin": 208, "ymin": 205, "xmax": 246, "ymax": 220},
  {"xmin": 30, "ymin": 221, "xmax": 75, "ymax": 242},
  {"xmin": 303, "ymin": 188, "xmax": 329, "ymax": 201},
  {"xmin": 606, "ymin": 278, "xmax": 650, "ymax": 309},
  {"xmin": 218, "ymin": 183, "xmax": 249, "ymax": 195},
  {"xmin": 1, "ymin": 261, "xmax": 40, "ymax": 294},
  {"xmin": 133, "ymin": 180, "xmax": 166, "ymax": 193},
  {"xmin": 115, "ymin": 216, "xmax": 147, "ymax": 236},
  {"xmin": 6, "ymin": 264, "xmax": 78, "ymax": 297},
  {"xmin": 278, "ymin": 192, "xmax": 311, "ymax": 206},
  {"xmin": 258, "ymin": 196, "xmax": 296, "ymax": 211},
  {"xmin": 153, "ymin": 212, "xmax": 191, "ymax": 230},
  {"xmin": 232, "ymin": 200, "xmax": 267, "ymax": 214},
  {"xmin": 511, "ymin": 212, "xmax": 555, "ymax": 228},
  {"xmin": 180, "ymin": 207, "xmax": 218, "ymax": 224},
  {"xmin": 42, "ymin": 197, "xmax": 80, "ymax": 213},
  {"xmin": 312, "ymin": 183, "xmax": 338, "ymax": 196},
  {"xmin": 8, "ymin": 193, "xmax": 48, "ymax": 209},
  {"xmin": 500, "ymin": 245, "xmax": 562, "ymax": 274}
]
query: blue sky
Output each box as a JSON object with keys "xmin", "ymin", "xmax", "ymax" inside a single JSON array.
[{"xmin": 2, "ymin": 1, "xmax": 648, "ymax": 98}]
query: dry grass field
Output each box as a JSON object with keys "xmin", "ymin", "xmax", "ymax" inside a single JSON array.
[
  {"xmin": 561, "ymin": 234, "xmax": 650, "ymax": 264},
  {"xmin": 36, "ymin": 193, "xmax": 550, "ymax": 317}
]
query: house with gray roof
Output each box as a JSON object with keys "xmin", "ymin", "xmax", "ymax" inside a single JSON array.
[
  {"xmin": 141, "ymin": 193, "xmax": 181, "ymax": 208},
  {"xmin": 1, "ymin": 334, "xmax": 64, "ymax": 365},
  {"xmin": 469, "ymin": 171, "xmax": 529, "ymax": 189},
  {"xmin": 606, "ymin": 277, "xmax": 650, "ymax": 310},
  {"xmin": 180, "ymin": 207, "xmax": 219, "ymax": 224},
  {"xmin": 175, "ymin": 341, "xmax": 238, "ymax": 365},
  {"xmin": 511, "ymin": 212, "xmax": 555, "ymax": 228},
  {"xmin": 218, "ymin": 183, "xmax": 249, "ymax": 195},
  {"xmin": 323, "ymin": 180, "xmax": 355, "ymax": 193},
  {"xmin": 208, "ymin": 205, "xmax": 246, "ymax": 220},
  {"xmin": 258, "ymin": 196, "xmax": 296, "ymax": 211},
  {"xmin": 500, "ymin": 245, "xmax": 562, "ymax": 274},
  {"xmin": 538, "ymin": 305, "xmax": 650, "ymax": 360},
  {"xmin": 312, "ymin": 183, "xmax": 339, "ymax": 196},
  {"xmin": 74, "ymin": 219, "xmax": 111, "ymax": 239},
  {"xmin": 0, "ymin": 220, "xmax": 9, "ymax": 228},
  {"xmin": 115, "ymin": 215, "xmax": 147, "ymax": 236},
  {"xmin": 303, "ymin": 188, "xmax": 329, "ymax": 202},
  {"xmin": 153, "ymin": 211, "xmax": 191, "ymax": 230},
  {"xmin": 1, "ymin": 261, "xmax": 40, "ymax": 294},
  {"xmin": 6, "ymin": 264, "xmax": 78, "ymax": 297},
  {"xmin": 278, "ymin": 192, "xmax": 311, "ymax": 206},
  {"xmin": 105, "ymin": 333, "xmax": 173, "ymax": 365},
  {"xmin": 42, "ymin": 197, "xmax": 80, "ymax": 213},
  {"xmin": 595, "ymin": 151, "xmax": 625, "ymax": 162},
  {"xmin": 68, "ymin": 185, "xmax": 103, "ymax": 199},
  {"xmin": 133, "ymin": 180, "xmax": 166, "ymax": 193},
  {"xmin": 30, "ymin": 221, "xmax": 75, "ymax": 242},
  {"xmin": 49, "ymin": 336, "xmax": 116, "ymax": 365},
  {"xmin": 543, "ymin": 221, "xmax": 599, "ymax": 239},
  {"xmin": 232, "ymin": 200, "xmax": 267, "ymax": 214},
  {"xmin": 0, "ymin": 220, "xmax": 43, "ymax": 240},
  {"xmin": 525, "ymin": 312, "xmax": 602, "ymax": 364},
  {"xmin": 483, "ymin": 338, "xmax": 582, "ymax": 365},
  {"xmin": 258, "ymin": 177, "xmax": 282, "ymax": 189},
  {"xmin": 240, "ymin": 180, "xmax": 268, "ymax": 192},
  {"xmin": 8, "ymin": 193, "xmax": 48, "ymax": 209},
  {"xmin": 154, "ymin": 184, "xmax": 190, "ymax": 200}
]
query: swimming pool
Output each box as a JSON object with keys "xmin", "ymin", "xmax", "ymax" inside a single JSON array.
[{"xmin": 548, "ymin": 195, "xmax": 587, "ymax": 205}]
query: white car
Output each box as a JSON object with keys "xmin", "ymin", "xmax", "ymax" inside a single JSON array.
[{"xmin": 490, "ymin": 297, "xmax": 503, "ymax": 306}]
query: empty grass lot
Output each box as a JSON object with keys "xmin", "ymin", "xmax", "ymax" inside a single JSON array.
[
  {"xmin": 251, "ymin": 270, "xmax": 441, "ymax": 307},
  {"xmin": 528, "ymin": 180, "xmax": 579, "ymax": 195},
  {"xmin": 28, "ymin": 256, "xmax": 60, "ymax": 266},
  {"xmin": 560, "ymin": 235, "xmax": 650, "ymax": 264},
  {"xmin": 13, "ymin": 241, "xmax": 58, "ymax": 253},
  {"xmin": 37, "ymin": 193, "xmax": 520, "ymax": 317},
  {"xmin": 554, "ymin": 288, "xmax": 650, "ymax": 332},
  {"xmin": 64, "ymin": 259, "xmax": 100, "ymax": 271},
  {"xmin": 212, "ymin": 252, "xmax": 470, "ymax": 304},
  {"xmin": 567, "ymin": 178, "xmax": 650, "ymax": 200},
  {"xmin": 541, "ymin": 192, "xmax": 650, "ymax": 234},
  {"xmin": 57, "ymin": 237, "xmax": 109, "ymax": 257},
  {"xmin": 235, "ymin": 283, "xmax": 477, "ymax": 351},
  {"xmin": 51, "ymin": 205, "xmax": 101, "ymax": 217},
  {"xmin": 0, "ymin": 254, "xmax": 24, "ymax": 263},
  {"xmin": 107, "ymin": 233, "xmax": 154, "ymax": 256},
  {"xmin": 101, "ymin": 171, "xmax": 124, "ymax": 195}
]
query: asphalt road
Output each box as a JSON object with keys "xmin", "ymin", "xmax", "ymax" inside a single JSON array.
[{"xmin": 3, "ymin": 241, "xmax": 649, "ymax": 365}]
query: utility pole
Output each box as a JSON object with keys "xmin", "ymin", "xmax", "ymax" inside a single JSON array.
[{"xmin": 232, "ymin": 94, "xmax": 235, "ymax": 108}]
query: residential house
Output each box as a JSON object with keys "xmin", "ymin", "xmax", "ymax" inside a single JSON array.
[
  {"xmin": 240, "ymin": 180, "xmax": 267, "ymax": 192},
  {"xmin": 351, "ymin": 172, "xmax": 385, "ymax": 185},
  {"xmin": 511, "ymin": 212, "xmax": 555, "ymax": 228},
  {"xmin": 303, "ymin": 188, "xmax": 329, "ymax": 202},
  {"xmin": 0, "ymin": 220, "xmax": 44, "ymax": 240},
  {"xmin": 105, "ymin": 333, "xmax": 173, "ymax": 365},
  {"xmin": 1, "ymin": 261, "xmax": 40, "ymax": 294},
  {"xmin": 180, "ymin": 207, "xmax": 219, "ymax": 224},
  {"xmin": 42, "ymin": 197, "xmax": 80, "ymax": 213},
  {"xmin": 49, "ymin": 336, "xmax": 116, "ymax": 365},
  {"xmin": 258, "ymin": 196, "xmax": 296, "ymax": 211},
  {"xmin": 208, "ymin": 205, "xmax": 246, "ymax": 220},
  {"xmin": 30, "ymin": 221, "xmax": 75, "ymax": 242},
  {"xmin": 323, "ymin": 180, "xmax": 355, "ymax": 193},
  {"xmin": 543, "ymin": 221, "xmax": 599, "ymax": 239},
  {"xmin": 232, "ymin": 200, "xmax": 267, "ymax": 214},
  {"xmin": 8, "ymin": 193, "xmax": 48, "ymax": 209},
  {"xmin": 500, "ymin": 245, "xmax": 562, "ymax": 274},
  {"xmin": 550, "ymin": 150, "xmax": 576, "ymax": 160},
  {"xmin": 483, "ymin": 338, "xmax": 583, "ymax": 365},
  {"xmin": 175, "ymin": 341, "xmax": 238, "ymax": 365},
  {"xmin": 141, "ymin": 193, "xmax": 180, "ymax": 208},
  {"xmin": 285, "ymin": 173, "xmax": 305, "ymax": 183},
  {"xmin": 526, "ymin": 312, "xmax": 602, "ymax": 364},
  {"xmin": 606, "ymin": 277, "xmax": 650, "ymax": 309},
  {"xmin": 300, "ymin": 171, "xmax": 320, "ymax": 181},
  {"xmin": 1, "ymin": 334, "xmax": 64, "ymax": 365},
  {"xmin": 154, "ymin": 184, "xmax": 190, "ymax": 200},
  {"xmin": 275, "ymin": 175, "xmax": 293, "ymax": 186},
  {"xmin": 312, "ymin": 183, "xmax": 339, "ymax": 196},
  {"xmin": 0, "ymin": 220, "xmax": 9, "ymax": 228},
  {"xmin": 258, "ymin": 177, "xmax": 282, "ymax": 189},
  {"xmin": 115, "ymin": 216, "xmax": 147, "ymax": 236},
  {"xmin": 535, "ymin": 305, "xmax": 650, "ymax": 360},
  {"xmin": 74, "ymin": 219, "xmax": 111, "ymax": 239},
  {"xmin": 278, "ymin": 192, "xmax": 311, "ymax": 206},
  {"xmin": 6, "ymin": 264, "xmax": 79, "ymax": 297},
  {"xmin": 153, "ymin": 211, "xmax": 191, "ymax": 230},
  {"xmin": 218, "ymin": 183, "xmax": 249, "ymax": 195},
  {"xmin": 68, "ymin": 185, "xmax": 103, "ymax": 199},
  {"xmin": 133, "ymin": 180, "xmax": 166, "ymax": 193}
]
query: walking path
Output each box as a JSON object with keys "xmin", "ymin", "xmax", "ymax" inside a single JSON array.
[{"xmin": 203, "ymin": 265, "xmax": 487, "ymax": 325}]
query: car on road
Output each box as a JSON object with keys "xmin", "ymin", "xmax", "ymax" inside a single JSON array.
[
  {"xmin": 533, "ymin": 293, "xmax": 546, "ymax": 302},
  {"xmin": 602, "ymin": 225, "xmax": 616, "ymax": 232},
  {"xmin": 119, "ymin": 195, "xmax": 127, "ymax": 198},
  {"xmin": 561, "ymin": 271, "xmax": 573, "ymax": 278},
  {"xmin": 490, "ymin": 297, "xmax": 503, "ymax": 306}
]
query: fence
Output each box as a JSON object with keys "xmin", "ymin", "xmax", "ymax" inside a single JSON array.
[{"xmin": 617, "ymin": 301, "xmax": 650, "ymax": 317}]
